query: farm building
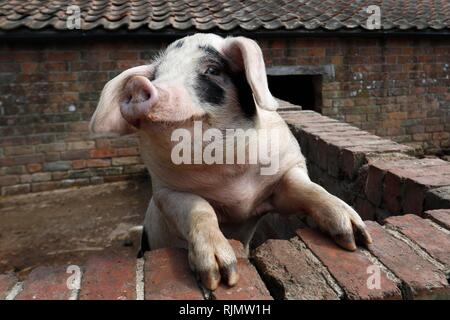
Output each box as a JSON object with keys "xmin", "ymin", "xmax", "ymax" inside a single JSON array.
[
  {"xmin": 1, "ymin": 1, "xmax": 450, "ymax": 301},
  {"xmin": 0, "ymin": 0, "xmax": 449, "ymax": 195}
]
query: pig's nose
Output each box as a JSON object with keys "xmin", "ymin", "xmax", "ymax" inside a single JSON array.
[{"xmin": 120, "ymin": 75, "xmax": 158, "ymax": 125}]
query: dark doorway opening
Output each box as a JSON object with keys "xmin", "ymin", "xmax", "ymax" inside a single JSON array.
[{"xmin": 267, "ymin": 75, "xmax": 322, "ymax": 113}]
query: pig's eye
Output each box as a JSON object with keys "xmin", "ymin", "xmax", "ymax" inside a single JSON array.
[{"xmin": 204, "ymin": 66, "xmax": 220, "ymax": 76}]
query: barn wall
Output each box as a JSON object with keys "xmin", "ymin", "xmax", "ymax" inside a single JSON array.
[
  {"xmin": 0, "ymin": 35, "xmax": 449, "ymax": 195},
  {"xmin": 258, "ymin": 37, "xmax": 450, "ymax": 154}
]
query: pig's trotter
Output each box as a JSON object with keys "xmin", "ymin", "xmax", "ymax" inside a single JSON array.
[
  {"xmin": 188, "ymin": 228, "xmax": 238, "ymax": 290},
  {"xmin": 273, "ymin": 166, "xmax": 372, "ymax": 251},
  {"xmin": 153, "ymin": 189, "xmax": 239, "ymax": 290}
]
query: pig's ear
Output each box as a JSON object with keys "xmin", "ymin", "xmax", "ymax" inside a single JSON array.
[
  {"xmin": 90, "ymin": 64, "xmax": 154, "ymax": 135},
  {"xmin": 223, "ymin": 37, "xmax": 278, "ymax": 111}
]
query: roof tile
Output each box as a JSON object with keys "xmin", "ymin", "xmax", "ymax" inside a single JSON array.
[{"xmin": 0, "ymin": 0, "xmax": 449, "ymax": 33}]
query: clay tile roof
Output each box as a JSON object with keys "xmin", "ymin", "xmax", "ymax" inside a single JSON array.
[{"xmin": 0, "ymin": 0, "xmax": 449, "ymax": 33}]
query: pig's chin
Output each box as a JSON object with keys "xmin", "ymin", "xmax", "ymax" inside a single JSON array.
[
  {"xmin": 143, "ymin": 113, "xmax": 208, "ymax": 129},
  {"xmin": 144, "ymin": 105, "xmax": 208, "ymax": 127}
]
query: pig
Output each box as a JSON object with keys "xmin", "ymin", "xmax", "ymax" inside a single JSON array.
[{"xmin": 90, "ymin": 33, "xmax": 372, "ymax": 291}]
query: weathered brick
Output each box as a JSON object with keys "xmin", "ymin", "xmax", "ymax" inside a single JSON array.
[
  {"xmin": 79, "ymin": 252, "xmax": 136, "ymax": 300},
  {"xmin": 20, "ymin": 174, "xmax": 32, "ymax": 184},
  {"xmin": 365, "ymin": 164, "xmax": 385, "ymax": 206},
  {"xmin": 26, "ymin": 163, "xmax": 42, "ymax": 173},
  {"xmin": 123, "ymin": 164, "xmax": 147, "ymax": 174},
  {"xmin": 385, "ymin": 214, "xmax": 450, "ymax": 269},
  {"xmin": 44, "ymin": 152, "xmax": 60, "ymax": 162},
  {"xmin": 1, "ymin": 154, "xmax": 45, "ymax": 166},
  {"xmin": 60, "ymin": 150, "xmax": 90, "ymax": 160},
  {"xmin": 60, "ymin": 178, "xmax": 90, "ymax": 188},
  {"xmin": 425, "ymin": 186, "xmax": 450, "ymax": 211},
  {"xmin": 144, "ymin": 248, "xmax": 203, "ymax": 300},
  {"xmin": 16, "ymin": 266, "xmax": 72, "ymax": 300},
  {"xmin": 67, "ymin": 141, "xmax": 95, "ymax": 150},
  {"xmin": 365, "ymin": 221, "xmax": 449, "ymax": 299},
  {"xmin": 0, "ymin": 175, "xmax": 19, "ymax": 187},
  {"xmin": 43, "ymin": 161, "xmax": 72, "ymax": 172},
  {"xmin": 212, "ymin": 240, "xmax": 272, "ymax": 300},
  {"xmin": 90, "ymin": 148, "xmax": 116, "ymax": 158},
  {"xmin": 1, "ymin": 184, "xmax": 30, "ymax": 196},
  {"xmin": 116, "ymin": 147, "xmax": 139, "ymax": 156},
  {"xmin": 71, "ymin": 159, "xmax": 86, "ymax": 169},
  {"xmin": 341, "ymin": 148, "xmax": 366, "ymax": 179},
  {"xmin": 383, "ymin": 172, "xmax": 403, "ymax": 214},
  {"xmin": 31, "ymin": 172, "xmax": 52, "ymax": 182},
  {"xmin": 31, "ymin": 181, "xmax": 60, "ymax": 192},
  {"xmin": 0, "ymin": 273, "xmax": 18, "ymax": 299},
  {"xmin": 35, "ymin": 143, "xmax": 66, "ymax": 153},
  {"xmin": 86, "ymin": 159, "xmax": 111, "ymax": 168},
  {"xmin": 354, "ymin": 197, "xmax": 376, "ymax": 221},
  {"xmin": 0, "ymin": 165, "xmax": 26, "ymax": 175},
  {"xmin": 112, "ymin": 156, "xmax": 141, "ymax": 166},
  {"xmin": 296, "ymin": 228, "xmax": 401, "ymax": 300},
  {"xmin": 4, "ymin": 145, "xmax": 34, "ymax": 156},
  {"xmin": 424, "ymin": 209, "xmax": 450, "ymax": 230},
  {"xmin": 252, "ymin": 239, "xmax": 339, "ymax": 300}
]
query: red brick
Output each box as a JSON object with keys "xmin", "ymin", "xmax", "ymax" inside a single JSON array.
[
  {"xmin": 424, "ymin": 209, "xmax": 450, "ymax": 230},
  {"xmin": 365, "ymin": 222, "xmax": 449, "ymax": 299},
  {"xmin": 340, "ymin": 149, "xmax": 363, "ymax": 179},
  {"xmin": 365, "ymin": 164, "xmax": 385, "ymax": 206},
  {"xmin": 116, "ymin": 147, "xmax": 139, "ymax": 157},
  {"xmin": 212, "ymin": 240, "xmax": 272, "ymax": 300},
  {"xmin": 26, "ymin": 163, "xmax": 42, "ymax": 173},
  {"xmin": 354, "ymin": 197, "xmax": 376, "ymax": 221},
  {"xmin": 79, "ymin": 252, "xmax": 136, "ymax": 300},
  {"xmin": 252, "ymin": 239, "xmax": 339, "ymax": 300},
  {"xmin": 16, "ymin": 266, "xmax": 72, "ymax": 300},
  {"xmin": 0, "ymin": 154, "xmax": 45, "ymax": 166},
  {"xmin": 386, "ymin": 215, "xmax": 450, "ymax": 269},
  {"xmin": 383, "ymin": 172, "xmax": 402, "ymax": 214},
  {"xmin": 296, "ymin": 228, "xmax": 401, "ymax": 300},
  {"xmin": 0, "ymin": 273, "xmax": 18, "ymax": 299},
  {"xmin": 31, "ymin": 181, "xmax": 60, "ymax": 193},
  {"xmin": 71, "ymin": 159, "xmax": 86, "ymax": 169},
  {"xmin": 61, "ymin": 150, "xmax": 90, "ymax": 160},
  {"xmin": 0, "ymin": 175, "xmax": 19, "ymax": 187},
  {"xmin": 402, "ymin": 180, "xmax": 426, "ymax": 214},
  {"xmin": 86, "ymin": 159, "xmax": 111, "ymax": 168},
  {"xmin": 144, "ymin": 248, "xmax": 203, "ymax": 300},
  {"xmin": 90, "ymin": 148, "xmax": 116, "ymax": 158}
]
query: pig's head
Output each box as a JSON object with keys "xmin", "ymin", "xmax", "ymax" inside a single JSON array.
[{"xmin": 90, "ymin": 33, "xmax": 278, "ymax": 135}]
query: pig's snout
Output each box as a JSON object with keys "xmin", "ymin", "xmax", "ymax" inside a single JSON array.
[{"xmin": 120, "ymin": 75, "xmax": 158, "ymax": 125}]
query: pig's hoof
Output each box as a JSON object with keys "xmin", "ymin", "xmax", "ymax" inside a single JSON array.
[
  {"xmin": 188, "ymin": 233, "xmax": 239, "ymax": 291},
  {"xmin": 315, "ymin": 199, "xmax": 372, "ymax": 251}
]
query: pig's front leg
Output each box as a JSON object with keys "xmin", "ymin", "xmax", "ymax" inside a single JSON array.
[
  {"xmin": 272, "ymin": 166, "xmax": 372, "ymax": 251},
  {"xmin": 153, "ymin": 188, "xmax": 239, "ymax": 290}
]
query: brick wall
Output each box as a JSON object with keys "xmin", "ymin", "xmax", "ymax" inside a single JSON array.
[
  {"xmin": 282, "ymin": 110, "xmax": 450, "ymax": 220},
  {"xmin": 1, "ymin": 109, "xmax": 450, "ymax": 300},
  {"xmin": 1, "ymin": 212, "xmax": 449, "ymax": 300},
  {"xmin": 259, "ymin": 37, "xmax": 450, "ymax": 154},
  {"xmin": 1, "ymin": 35, "xmax": 450, "ymax": 195},
  {"xmin": 0, "ymin": 40, "xmax": 166, "ymax": 196}
]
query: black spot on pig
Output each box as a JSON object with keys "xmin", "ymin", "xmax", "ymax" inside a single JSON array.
[
  {"xmin": 197, "ymin": 45, "xmax": 256, "ymax": 118},
  {"xmin": 195, "ymin": 74, "xmax": 226, "ymax": 106},
  {"xmin": 230, "ymin": 72, "xmax": 256, "ymax": 118}
]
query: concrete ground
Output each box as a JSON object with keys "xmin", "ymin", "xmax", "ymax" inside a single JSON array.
[{"xmin": 0, "ymin": 179, "xmax": 151, "ymax": 277}]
